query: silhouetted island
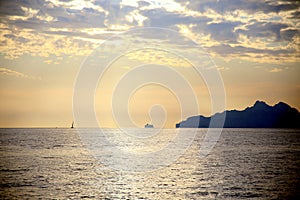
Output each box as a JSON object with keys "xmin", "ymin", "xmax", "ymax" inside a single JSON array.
[{"xmin": 176, "ymin": 101, "xmax": 300, "ymax": 128}]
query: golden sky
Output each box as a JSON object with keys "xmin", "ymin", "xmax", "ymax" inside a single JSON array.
[{"xmin": 0, "ymin": 0, "xmax": 299, "ymax": 128}]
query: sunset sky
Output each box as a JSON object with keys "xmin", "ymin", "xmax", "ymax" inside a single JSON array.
[{"xmin": 0, "ymin": 0, "xmax": 299, "ymax": 128}]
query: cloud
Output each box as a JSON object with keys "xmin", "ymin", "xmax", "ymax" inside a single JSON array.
[
  {"xmin": 0, "ymin": 28, "xmax": 97, "ymax": 59},
  {"xmin": 153, "ymin": 11, "xmax": 208, "ymax": 28},
  {"xmin": 236, "ymin": 22, "xmax": 289, "ymax": 41},
  {"xmin": 269, "ymin": 67, "xmax": 283, "ymax": 73},
  {"xmin": 217, "ymin": 65, "xmax": 230, "ymax": 71},
  {"xmin": 125, "ymin": 48, "xmax": 191, "ymax": 67},
  {"xmin": 208, "ymin": 43, "xmax": 299, "ymax": 63},
  {"xmin": 179, "ymin": 0, "xmax": 299, "ymax": 14},
  {"xmin": 204, "ymin": 21, "xmax": 242, "ymax": 43},
  {"xmin": 0, "ymin": 68, "xmax": 40, "ymax": 79},
  {"xmin": 0, "ymin": 0, "xmax": 299, "ymax": 63}
]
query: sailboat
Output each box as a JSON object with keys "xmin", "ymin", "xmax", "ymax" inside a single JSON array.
[{"xmin": 71, "ymin": 121, "xmax": 74, "ymax": 129}]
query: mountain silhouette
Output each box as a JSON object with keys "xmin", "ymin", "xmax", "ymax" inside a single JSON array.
[{"xmin": 176, "ymin": 101, "xmax": 300, "ymax": 128}]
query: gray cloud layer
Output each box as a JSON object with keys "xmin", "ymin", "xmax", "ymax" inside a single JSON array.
[{"xmin": 0, "ymin": 0, "xmax": 299, "ymax": 62}]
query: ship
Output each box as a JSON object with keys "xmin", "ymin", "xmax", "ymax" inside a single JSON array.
[{"xmin": 144, "ymin": 123, "xmax": 154, "ymax": 128}]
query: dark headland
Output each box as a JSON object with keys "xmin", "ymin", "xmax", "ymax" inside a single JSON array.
[{"xmin": 176, "ymin": 101, "xmax": 300, "ymax": 128}]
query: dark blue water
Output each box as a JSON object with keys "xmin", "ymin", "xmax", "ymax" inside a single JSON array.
[{"xmin": 1, "ymin": 128, "xmax": 299, "ymax": 199}]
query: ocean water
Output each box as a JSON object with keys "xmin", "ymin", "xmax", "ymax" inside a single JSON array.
[{"xmin": 0, "ymin": 128, "xmax": 299, "ymax": 199}]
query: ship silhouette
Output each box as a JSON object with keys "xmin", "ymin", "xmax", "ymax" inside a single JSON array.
[{"xmin": 144, "ymin": 123, "xmax": 154, "ymax": 128}]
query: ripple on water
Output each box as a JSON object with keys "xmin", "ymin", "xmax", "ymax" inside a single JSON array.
[{"xmin": 0, "ymin": 128, "xmax": 299, "ymax": 199}]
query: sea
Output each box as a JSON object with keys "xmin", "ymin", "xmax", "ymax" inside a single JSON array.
[{"xmin": 1, "ymin": 128, "xmax": 299, "ymax": 199}]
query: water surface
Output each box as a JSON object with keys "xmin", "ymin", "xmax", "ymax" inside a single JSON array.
[{"xmin": 1, "ymin": 128, "xmax": 299, "ymax": 199}]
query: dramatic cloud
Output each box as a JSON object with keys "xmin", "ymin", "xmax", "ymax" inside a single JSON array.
[
  {"xmin": 177, "ymin": 0, "xmax": 300, "ymax": 14},
  {"xmin": 0, "ymin": 0, "xmax": 299, "ymax": 63}
]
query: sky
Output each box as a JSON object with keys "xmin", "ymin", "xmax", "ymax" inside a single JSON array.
[{"xmin": 0, "ymin": 0, "xmax": 299, "ymax": 128}]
